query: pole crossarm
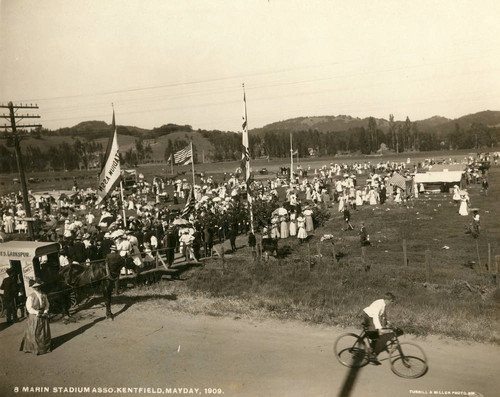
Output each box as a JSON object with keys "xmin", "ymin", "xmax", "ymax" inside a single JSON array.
[
  {"xmin": 1, "ymin": 101, "xmax": 42, "ymax": 240},
  {"xmin": 0, "ymin": 124, "xmax": 42, "ymax": 129},
  {"xmin": 0, "ymin": 104, "xmax": 39, "ymax": 109}
]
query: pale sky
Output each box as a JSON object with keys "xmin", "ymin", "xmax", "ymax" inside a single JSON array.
[{"xmin": 1, "ymin": 0, "xmax": 500, "ymax": 132}]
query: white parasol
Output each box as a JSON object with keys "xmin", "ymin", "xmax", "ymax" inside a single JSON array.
[{"xmin": 272, "ymin": 207, "xmax": 288, "ymax": 216}]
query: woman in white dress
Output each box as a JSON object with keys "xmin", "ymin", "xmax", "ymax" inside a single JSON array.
[
  {"xmin": 338, "ymin": 195, "xmax": 345, "ymax": 212},
  {"xmin": 355, "ymin": 190, "xmax": 363, "ymax": 207},
  {"xmin": 458, "ymin": 192, "xmax": 469, "ymax": 216},
  {"xmin": 452, "ymin": 185, "xmax": 461, "ymax": 204},
  {"xmin": 369, "ymin": 188, "xmax": 379, "ymax": 205},
  {"xmin": 270, "ymin": 216, "xmax": 281, "ymax": 239},
  {"xmin": 305, "ymin": 185, "xmax": 313, "ymax": 201},
  {"xmin": 296, "ymin": 214, "xmax": 308, "ymax": 243},
  {"xmin": 280, "ymin": 215, "xmax": 289, "ymax": 239},
  {"xmin": 394, "ymin": 188, "xmax": 402, "ymax": 203},
  {"xmin": 3, "ymin": 213, "xmax": 14, "ymax": 233},
  {"xmin": 289, "ymin": 211, "xmax": 297, "ymax": 237},
  {"xmin": 303, "ymin": 208, "xmax": 314, "ymax": 232}
]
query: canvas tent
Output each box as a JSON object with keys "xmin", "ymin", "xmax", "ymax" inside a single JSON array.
[
  {"xmin": 31, "ymin": 190, "xmax": 78, "ymax": 201},
  {"xmin": 388, "ymin": 173, "xmax": 414, "ymax": 196},
  {"xmin": 414, "ymin": 171, "xmax": 465, "ymax": 192},
  {"xmin": 426, "ymin": 163, "xmax": 465, "ymax": 172}
]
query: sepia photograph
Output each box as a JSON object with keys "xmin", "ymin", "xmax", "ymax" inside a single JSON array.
[{"xmin": 0, "ymin": 1, "xmax": 499, "ymax": 396}]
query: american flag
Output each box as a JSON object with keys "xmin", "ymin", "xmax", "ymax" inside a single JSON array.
[
  {"xmin": 181, "ymin": 187, "xmax": 195, "ymax": 218},
  {"xmin": 173, "ymin": 145, "xmax": 192, "ymax": 165},
  {"xmin": 241, "ymin": 84, "xmax": 254, "ymax": 233}
]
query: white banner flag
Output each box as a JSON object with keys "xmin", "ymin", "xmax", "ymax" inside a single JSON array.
[{"xmin": 97, "ymin": 114, "xmax": 121, "ymax": 201}]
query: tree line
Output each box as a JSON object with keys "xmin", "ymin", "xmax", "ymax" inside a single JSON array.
[{"xmin": 1, "ymin": 116, "xmax": 498, "ymax": 173}]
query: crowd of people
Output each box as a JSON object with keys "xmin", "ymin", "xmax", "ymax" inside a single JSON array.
[
  {"xmin": 0, "ymin": 155, "xmax": 492, "ymax": 267},
  {"xmin": 0, "ymin": 152, "xmax": 495, "ymax": 357}
]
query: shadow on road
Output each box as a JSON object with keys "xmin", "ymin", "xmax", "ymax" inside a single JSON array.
[
  {"xmin": 51, "ymin": 301, "xmax": 134, "ymax": 350},
  {"xmin": 71, "ymin": 293, "xmax": 178, "ymax": 315},
  {"xmin": 51, "ymin": 316, "xmax": 106, "ymax": 350},
  {"xmin": 51, "ymin": 293, "xmax": 178, "ymax": 349},
  {"xmin": 338, "ymin": 348, "xmax": 365, "ymax": 397}
]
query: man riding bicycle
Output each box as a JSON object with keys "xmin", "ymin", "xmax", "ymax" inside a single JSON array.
[{"xmin": 363, "ymin": 292, "xmax": 396, "ymax": 364}]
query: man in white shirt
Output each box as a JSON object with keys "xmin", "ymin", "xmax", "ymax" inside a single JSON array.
[{"xmin": 363, "ymin": 292, "xmax": 395, "ymax": 363}]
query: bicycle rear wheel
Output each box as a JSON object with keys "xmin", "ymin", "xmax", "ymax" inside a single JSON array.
[
  {"xmin": 389, "ymin": 342, "xmax": 428, "ymax": 378},
  {"xmin": 334, "ymin": 333, "xmax": 370, "ymax": 368}
]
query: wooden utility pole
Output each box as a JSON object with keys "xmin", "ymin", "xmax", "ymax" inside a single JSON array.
[
  {"xmin": 0, "ymin": 102, "xmax": 41, "ymax": 240},
  {"xmin": 403, "ymin": 239, "xmax": 408, "ymax": 266},
  {"xmin": 425, "ymin": 249, "xmax": 431, "ymax": 283}
]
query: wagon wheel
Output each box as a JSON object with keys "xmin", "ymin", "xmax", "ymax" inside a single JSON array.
[{"xmin": 69, "ymin": 291, "xmax": 78, "ymax": 309}]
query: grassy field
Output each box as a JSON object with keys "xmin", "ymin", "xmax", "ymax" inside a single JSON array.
[
  {"xmin": 2, "ymin": 150, "xmax": 499, "ymax": 343},
  {"xmin": 0, "ymin": 148, "xmax": 486, "ymax": 194},
  {"xmin": 123, "ymin": 161, "xmax": 500, "ymax": 344}
]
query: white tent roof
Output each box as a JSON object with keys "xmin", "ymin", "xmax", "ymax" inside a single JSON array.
[{"xmin": 414, "ymin": 171, "xmax": 463, "ymax": 183}]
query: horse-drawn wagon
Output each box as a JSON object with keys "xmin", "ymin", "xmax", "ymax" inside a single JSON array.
[{"xmin": 0, "ymin": 241, "xmax": 60, "ymax": 318}]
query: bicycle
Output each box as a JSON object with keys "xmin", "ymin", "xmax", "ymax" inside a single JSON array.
[{"xmin": 333, "ymin": 325, "xmax": 428, "ymax": 378}]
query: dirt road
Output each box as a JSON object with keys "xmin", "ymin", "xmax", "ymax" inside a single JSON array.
[{"xmin": 0, "ymin": 301, "xmax": 497, "ymax": 397}]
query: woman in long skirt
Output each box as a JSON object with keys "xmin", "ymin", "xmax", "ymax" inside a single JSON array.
[
  {"xmin": 289, "ymin": 211, "xmax": 297, "ymax": 237},
  {"xmin": 303, "ymin": 208, "xmax": 314, "ymax": 232},
  {"xmin": 20, "ymin": 280, "xmax": 51, "ymax": 355},
  {"xmin": 452, "ymin": 185, "xmax": 461, "ymax": 204},
  {"xmin": 296, "ymin": 214, "xmax": 308, "ymax": 243},
  {"xmin": 280, "ymin": 215, "xmax": 289, "ymax": 239},
  {"xmin": 459, "ymin": 192, "xmax": 469, "ymax": 216},
  {"xmin": 270, "ymin": 216, "xmax": 280, "ymax": 239}
]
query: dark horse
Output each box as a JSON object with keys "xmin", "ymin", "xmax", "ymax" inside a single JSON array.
[{"xmin": 59, "ymin": 255, "xmax": 141, "ymax": 320}]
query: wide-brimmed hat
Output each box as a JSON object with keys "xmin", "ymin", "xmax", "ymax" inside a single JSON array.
[{"xmin": 31, "ymin": 278, "xmax": 44, "ymax": 288}]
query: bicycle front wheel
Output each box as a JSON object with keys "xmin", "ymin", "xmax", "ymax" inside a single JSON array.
[
  {"xmin": 334, "ymin": 333, "xmax": 370, "ymax": 368},
  {"xmin": 389, "ymin": 342, "xmax": 428, "ymax": 378}
]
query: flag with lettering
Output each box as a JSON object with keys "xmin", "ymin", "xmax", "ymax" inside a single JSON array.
[{"xmin": 97, "ymin": 111, "xmax": 121, "ymax": 201}]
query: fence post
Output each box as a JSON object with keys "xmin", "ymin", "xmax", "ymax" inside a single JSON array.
[
  {"xmin": 307, "ymin": 242, "xmax": 311, "ymax": 271},
  {"xmin": 487, "ymin": 243, "xmax": 491, "ymax": 272},
  {"xmin": 496, "ymin": 255, "xmax": 499, "ymax": 288},
  {"xmin": 317, "ymin": 242, "xmax": 322, "ymax": 267},
  {"xmin": 220, "ymin": 242, "xmax": 225, "ymax": 271},
  {"xmin": 425, "ymin": 249, "xmax": 431, "ymax": 283},
  {"xmin": 331, "ymin": 243, "xmax": 336, "ymax": 263},
  {"xmin": 403, "ymin": 239, "xmax": 407, "ymax": 266},
  {"xmin": 475, "ymin": 240, "xmax": 482, "ymax": 273}
]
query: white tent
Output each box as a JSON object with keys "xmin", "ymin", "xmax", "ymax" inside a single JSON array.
[{"xmin": 413, "ymin": 171, "xmax": 464, "ymax": 184}]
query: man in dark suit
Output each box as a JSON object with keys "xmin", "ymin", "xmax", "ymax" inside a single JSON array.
[
  {"xmin": 204, "ymin": 225, "xmax": 214, "ymax": 257},
  {"xmin": 1, "ymin": 268, "xmax": 19, "ymax": 324},
  {"xmin": 163, "ymin": 227, "xmax": 177, "ymax": 268}
]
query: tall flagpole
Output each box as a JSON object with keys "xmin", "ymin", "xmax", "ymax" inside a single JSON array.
[
  {"xmin": 112, "ymin": 104, "xmax": 127, "ymax": 228},
  {"xmin": 242, "ymin": 83, "xmax": 254, "ymax": 234},
  {"xmin": 190, "ymin": 141, "xmax": 196, "ymax": 196},
  {"xmin": 290, "ymin": 132, "xmax": 293, "ymax": 181}
]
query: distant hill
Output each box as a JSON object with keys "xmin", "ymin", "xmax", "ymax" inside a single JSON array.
[
  {"xmin": 430, "ymin": 110, "xmax": 500, "ymax": 135},
  {"xmin": 252, "ymin": 115, "xmax": 390, "ymax": 134},
  {"xmin": 20, "ymin": 122, "xmax": 216, "ymax": 164},
  {"xmin": 251, "ymin": 111, "xmax": 500, "ymax": 135},
  {"xmin": 12, "ymin": 110, "xmax": 500, "ymax": 166}
]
